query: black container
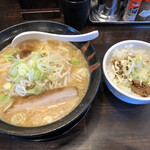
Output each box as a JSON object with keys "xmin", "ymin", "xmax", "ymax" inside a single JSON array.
[
  {"xmin": 0, "ymin": 21, "xmax": 101, "ymax": 140},
  {"xmin": 62, "ymin": 0, "xmax": 91, "ymax": 30},
  {"xmin": 18, "ymin": 0, "xmax": 61, "ymax": 20}
]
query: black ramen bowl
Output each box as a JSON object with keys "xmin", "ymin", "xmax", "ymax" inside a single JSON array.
[{"xmin": 0, "ymin": 21, "xmax": 101, "ymax": 140}]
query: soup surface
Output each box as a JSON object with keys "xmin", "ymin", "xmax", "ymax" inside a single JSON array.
[{"xmin": 0, "ymin": 40, "xmax": 90, "ymax": 127}]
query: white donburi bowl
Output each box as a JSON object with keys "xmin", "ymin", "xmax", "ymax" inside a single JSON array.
[{"xmin": 103, "ymin": 40, "xmax": 150, "ymax": 104}]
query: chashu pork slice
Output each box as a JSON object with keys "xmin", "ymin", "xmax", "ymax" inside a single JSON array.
[{"xmin": 8, "ymin": 86, "xmax": 78, "ymax": 112}]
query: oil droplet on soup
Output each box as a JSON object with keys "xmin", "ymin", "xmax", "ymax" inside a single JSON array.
[{"xmin": 0, "ymin": 40, "xmax": 90, "ymax": 127}]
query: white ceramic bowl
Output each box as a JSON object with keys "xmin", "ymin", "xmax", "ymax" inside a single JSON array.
[{"xmin": 103, "ymin": 40, "xmax": 150, "ymax": 104}]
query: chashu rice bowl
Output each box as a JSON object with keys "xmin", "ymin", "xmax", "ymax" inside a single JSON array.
[{"xmin": 107, "ymin": 44, "xmax": 150, "ymax": 98}]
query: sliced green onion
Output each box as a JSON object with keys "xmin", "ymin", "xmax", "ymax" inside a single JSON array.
[
  {"xmin": 13, "ymin": 75, "xmax": 21, "ymax": 83},
  {"xmin": 16, "ymin": 84, "xmax": 26, "ymax": 96},
  {"xmin": 124, "ymin": 84, "xmax": 130, "ymax": 87},
  {"xmin": 18, "ymin": 63, "xmax": 28, "ymax": 76},
  {"xmin": 28, "ymin": 69, "xmax": 35, "ymax": 81},
  {"xmin": 0, "ymin": 94, "xmax": 9, "ymax": 102},
  {"xmin": 18, "ymin": 69, "xmax": 27, "ymax": 76},
  {"xmin": 33, "ymin": 70, "xmax": 41, "ymax": 81},
  {"xmin": 50, "ymin": 66, "xmax": 57, "ymax": 70},
  {"xmin": 27, "ymin": 85, "xmax": 43, "ymax": 95},
  {"xmin": 4, "ymin": 50, "xmax": 18, "ymax": 61},
  {"xmin": 9, "ymin": 62, "xmax": 20, "ymax": 77},
  {"xmin": 71, "ymin": 58, "xmax": 80, "ymax": 65},
  {"xmin": 39, "ymin": 50, "xmax": 47, "ymax": 54},
  {"xmin": 28, "ymin": 58, "xmax": 37, "ymax": 67}
]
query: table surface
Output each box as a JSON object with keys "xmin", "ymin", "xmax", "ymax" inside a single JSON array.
[{"xmin": 0, "ymin": 0, "xmax": 150, "ymax": 150}]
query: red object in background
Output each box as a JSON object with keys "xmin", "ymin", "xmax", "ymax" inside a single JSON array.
[{"xmin": 123, "ymin": 0, "xmax": 143, "ymax": 21}]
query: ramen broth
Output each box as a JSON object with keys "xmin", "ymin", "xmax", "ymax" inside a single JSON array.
[{"xmin": 0, "ymin": 40, "xmax": 90, "ymax": 127}]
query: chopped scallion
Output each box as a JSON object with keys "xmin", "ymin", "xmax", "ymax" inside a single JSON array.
[{"xmin": 71, "ymin": 58, "xmax": 80, "ymax": 65}]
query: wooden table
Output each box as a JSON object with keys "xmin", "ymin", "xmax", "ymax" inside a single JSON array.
[{"xmin": 0, "ymin": 0, "xmax": 150, "ymax": 150}]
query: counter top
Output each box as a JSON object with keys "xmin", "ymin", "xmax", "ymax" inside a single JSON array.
[{"xmin": 0, "ymin": 0, "xmax": 150, "ymax": 150}]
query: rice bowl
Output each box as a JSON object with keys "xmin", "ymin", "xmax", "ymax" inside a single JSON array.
[{"xmin": 103, "ymin": 40, "xmax": 150, "ymax": 104}]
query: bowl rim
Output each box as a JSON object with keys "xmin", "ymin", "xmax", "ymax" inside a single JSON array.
[
  {"xmin": 0, "ymin": 20, "xmax": 101, "ymax": 137},
  {"xmin": 103, "ymin": 40, "xmax": 150, "ymax": 101}
]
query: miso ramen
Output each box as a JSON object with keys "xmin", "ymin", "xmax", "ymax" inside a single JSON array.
[{"xmin": 0, "ymin": 40, "xmax": 90, "ymax": 127}]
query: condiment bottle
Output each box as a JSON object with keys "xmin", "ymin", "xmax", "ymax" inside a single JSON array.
[
  {"xmin": 135, "ymin": 0, "xmax": 150, "ymax": 21},
  {"xmin": 123, "ymin": 0, "xmax": 143, "ymax": 21}
]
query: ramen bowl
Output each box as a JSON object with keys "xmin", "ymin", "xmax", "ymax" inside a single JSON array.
[
  {"xmin": 0, "ymin": 21, "xmax": 101, "ymax": 140},
  {"xmin": 103, "ymin": 40, "xmax": 150, "ymax": 105}
]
